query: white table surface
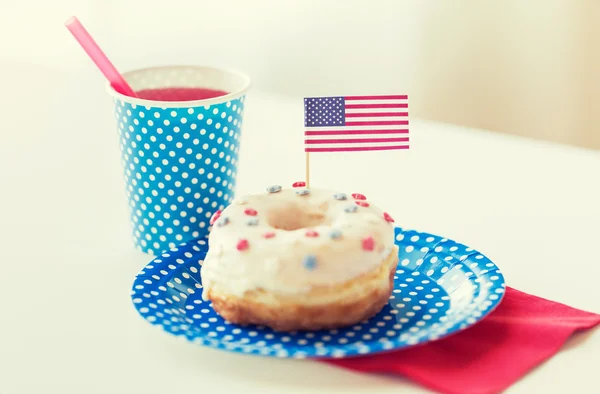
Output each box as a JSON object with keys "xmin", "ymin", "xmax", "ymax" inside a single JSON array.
[{"xmin": 1, "ymin": 62, "xmax": 599, "ymax": 394}]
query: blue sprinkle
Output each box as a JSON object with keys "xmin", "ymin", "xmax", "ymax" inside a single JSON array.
[
  {"xmin": 266, "ymin": 185, "xmax": 282, "ymax": 193},
  {"xmin": 344, "ymin": 205, "xmax": 358, "ymax": 213},
  {"xmin": 333, "ymin": 193, "xmax": 348, "ymax": 201},
  {"xmin": 303, "ymin": 255, "xmax": 317, "ymax": 270},
  {"xmin": 295, "ymin": 189, "xmax": 310, "ymax": 196},
  {"xmin": 329, "ymin": 230, "xmax": 342, "ymax": 240},
  {"xmin": 247, "ymin": 218, "xmax": 259, "ymax": 226},
  {"xmin": 216, "ymin": 217, "xmax": 230, "ymax": 227}
]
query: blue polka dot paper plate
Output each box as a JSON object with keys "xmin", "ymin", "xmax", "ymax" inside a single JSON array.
[{"xmin": 130, "ymin": 226, "xmax": 505, "ymax": 359}]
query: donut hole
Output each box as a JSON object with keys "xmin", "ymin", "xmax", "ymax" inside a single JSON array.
[{"xmin": 267, "ymin": 204, "xmax": 327, "ymax": 231}]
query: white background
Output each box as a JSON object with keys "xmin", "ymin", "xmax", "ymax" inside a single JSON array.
[
  {"xmin": 3, "ymin": 0, "xmax": 599, "ymax": 148},
  {"xmin": 0, "ymin": 1, "xmax": 599, "ymax": 393}
]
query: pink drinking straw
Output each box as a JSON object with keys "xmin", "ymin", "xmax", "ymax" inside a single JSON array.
[{"xmin": 65, "ymin": 16, "xmax": 138, "ymax": 98}]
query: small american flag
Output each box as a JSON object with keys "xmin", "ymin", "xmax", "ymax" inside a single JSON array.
[{"xmin": 304, "ymin": 95, "xmax": 409, "ymax": 152}]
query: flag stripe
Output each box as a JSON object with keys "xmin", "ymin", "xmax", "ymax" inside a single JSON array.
[
  {"xmin": 345, "ymin": 120, "xmax": 409, "ymax": 126},
  {"xmin": 306, "ymin": 137, "xmax": 409, "ymax": 144},
  {"xmin": 305, "ymin": 129, "xmax": 409, "ymax": 136},
  {"xmin": 345, "ymin": 112, "xmax": 408, "ymax": 118},
  {"xmin": 345, "ymin": 95, "xmax": 408, "ymax": 100},
  {"xmin": 343, "ymin": 100, "xmax": 407, "ymax": 106},
  {"xmin": 306, "ymin": 145, "xmax": 410, "ymax": 152},
  {"xmin": 345, "ymin": 103, "xmax": 408, "ymax": 109},
  {"xmin": 345, "ymin": 107, "xmax": 406, "ymax": 114},
  {"xmin": 306, "ymin": 125, "xmax": 406, "ymax": 131},
  {"xmin": 305, "ymin": 141, "xmax": 407, "ymax": 149}
]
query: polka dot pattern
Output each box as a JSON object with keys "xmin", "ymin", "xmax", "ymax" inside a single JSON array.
[
  {"xmin": 130, "ymin": 226, "xmax": 506, "ymax": 358},
  {"xmin": 114, "ymin": 95, "xmax": 246, "ymax": 255}
]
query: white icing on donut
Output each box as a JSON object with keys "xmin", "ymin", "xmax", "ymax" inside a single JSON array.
[
  {"xmin": 232, "ymin": 195, "xmax": 249, "ymax": 205},
  {"xmin": 200, "ymin": 187, "xmax": 396, "ymax": 299}
]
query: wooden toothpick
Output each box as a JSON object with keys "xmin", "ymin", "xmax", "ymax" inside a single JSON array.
[{"xmin": 305, "ymin": 151, "xmax": 310, "ymax": 188}]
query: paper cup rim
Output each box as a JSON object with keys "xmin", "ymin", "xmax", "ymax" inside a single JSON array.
[{"xmin": 106, "ymin": 65, "xmax": 251, "ymax": 108}]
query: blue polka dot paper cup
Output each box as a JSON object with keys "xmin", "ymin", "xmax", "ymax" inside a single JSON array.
[{"xmin": 108, "ymin": 66, "xmax": 251, "ymax": 255}]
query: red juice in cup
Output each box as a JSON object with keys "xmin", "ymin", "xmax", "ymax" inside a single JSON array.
[{"xmin": 136, "ymin": 87, "xmax": 229, "ymax": 101}]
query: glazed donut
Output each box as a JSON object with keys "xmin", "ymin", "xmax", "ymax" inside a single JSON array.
[{"xmin": 200, "ymin": 184, "xmax": 399, "ymax": 332}]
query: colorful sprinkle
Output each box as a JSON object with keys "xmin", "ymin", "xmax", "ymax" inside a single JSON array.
[
  {"xmin": 292, "ymin": 181, "xmax": 306, "ymax": 188},
  {"xmin": 209, "ymin": 210, "xmax": 222, "ymax": 225},
  {"xmin": 355, "ymin": 201, "xmax": 370, "ymax": 207},
  {"xmin": 263, "ymin": 232, "xmax": 276, "ymax": 239},
  {"xmin": 266, "ymin": 185, "xmax": 282, "ymax": 193},
  {"xmin": 244, "ymin": 208, "xmax": 257, "ymax": 216},
  {"xmin": 296, "ymin": 189, "xmax": 310, "ymax": 196},
  {"xmin": 303, "ymin": 255, "xmax": 317, "ymax": 270},
  {"xmin": 383, "ymin": 212, "xmax": 395, "ymax": 223},
  {"xmin": 352, "ymin": 193, "xmax": 367, "ymax": 200},
  {"xmin": 305, "ymin": 230, "xmax": 319, "ymax": 237},
  {"xmin": 333, "ymin": 193, "xmax": 348, "ymax": 201},
  {"xmin": 236, "ymin": 239, "xmax": 249, "ymax": 251},
  {"xmin": 247, "ymin": 218, "xmax": 259, "ymax": 226},
  {"xmin": 344, "ymin": 205, "xmax": 358, "ymax": 213},
  {"xmin": 329, "ymin": 230, "xmax": 342, "ymax": 240},
  {"xmin": 362, "ymin": 236, "xmax": 375, "ymax": 251},
  {"xmin": 216, "ymin": 217, "xmax": 230, "ymax": 227}
]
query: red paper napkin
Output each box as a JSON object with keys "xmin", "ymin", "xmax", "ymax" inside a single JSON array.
[{"xmin": 326, "ymin": 287, "xmax": 600, "ymax": 394}]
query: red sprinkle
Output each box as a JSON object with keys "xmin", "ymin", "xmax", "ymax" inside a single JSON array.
[
  {"xmin": 292, "ymin": 181, "xmax": 306, "ymax": 188},
  {"xmin": 263, "ymin": 232, "xmax": 276, "ymax": 239},
  {"xmin": 355, "ymin": 201, "xmax": 370, "ymax": 207},
  {"xmin": 244, "ymin": 208, "xmax": 258, "ymax": 216},
  {"xmin": 362, "ymin": 236, "xmax": 375, "ymax": 251},
  {"xmin": 236, "ymin": 239, "xmax": 249, "ymax": 251},
  {"xmin": 352, "ymin": 193, "xmax": 367, "ymax": 200},
  {"xmin": 383, "ymin": 212, "xmax": 395, "ymax": 223},
  {"xmin": 305, "ymin": 230, "xmax": 319, "ymax": 237},
  {"xmin": 209, "ymin": 210, "xmax": 222, "ymax": 225}
]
